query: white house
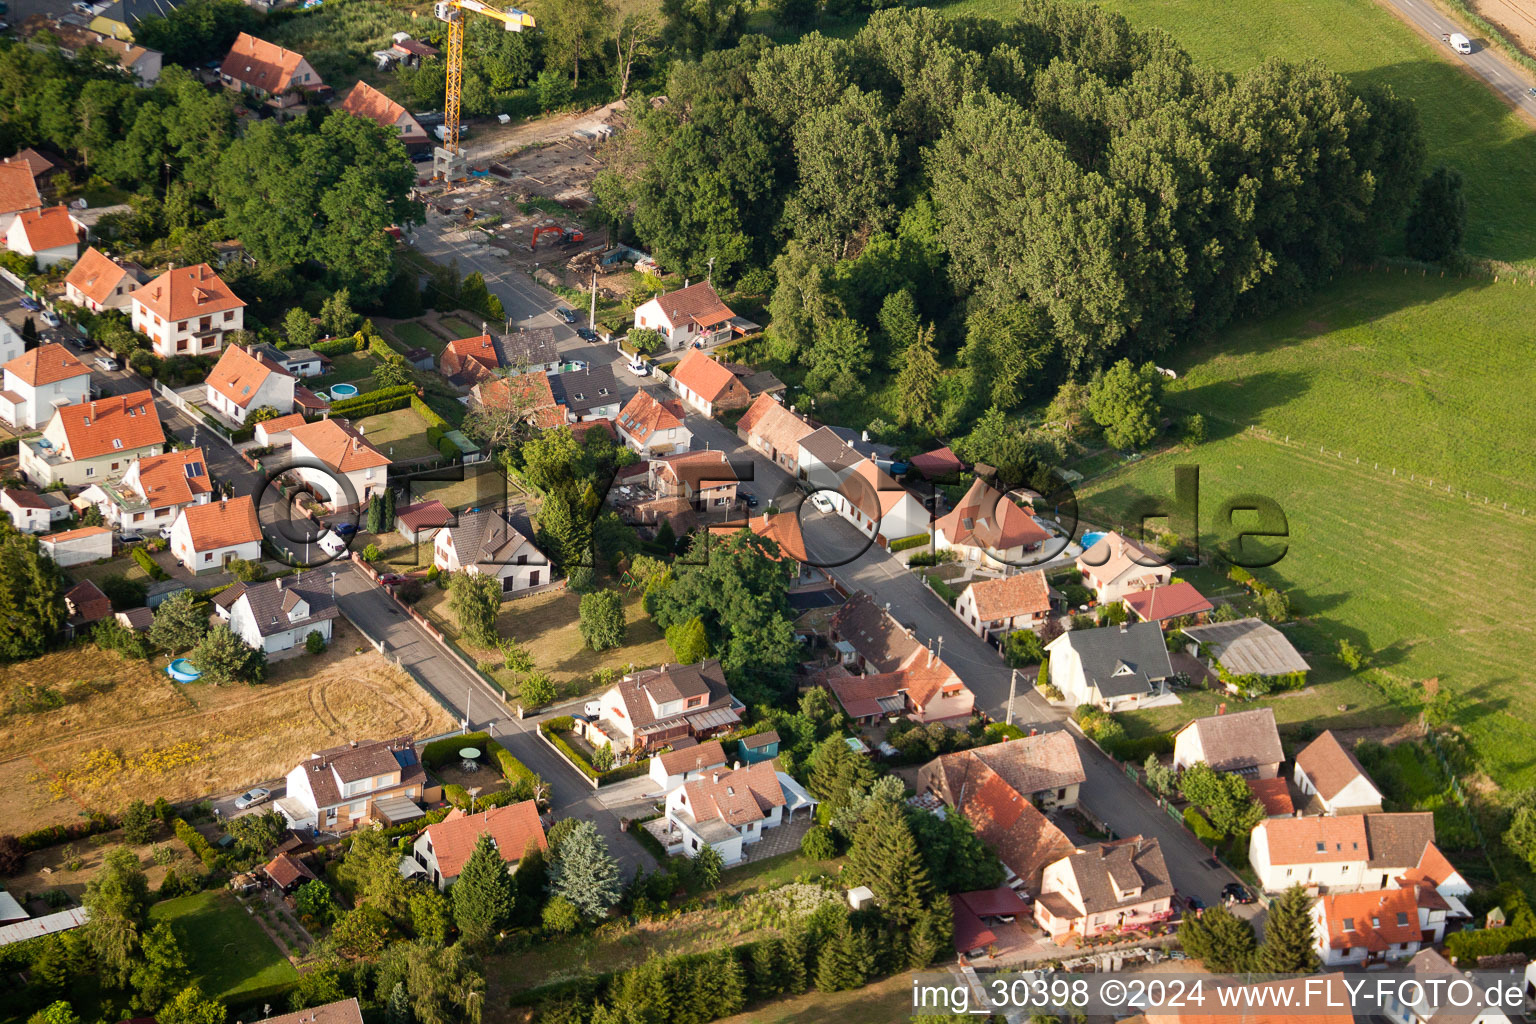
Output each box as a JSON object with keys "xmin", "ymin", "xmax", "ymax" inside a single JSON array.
[
  {"xmin": 0, "ymin": 317, "xmax": 20, "ymax": 365},
  {"xmin": 0, "ymin": 161, "xmax": 41, "ymax": 239},
  {"xmin": 736, "ymin": 393, "xmax": 814, "ymax": 476},
  {"xmin": 1294, "ymin": 731, "xmax": 1385, "ymax": 815},
  {"xmin": 584, "ymin": 661, "xmax": 744, "ymax": 755},
  {"xmin": 615, "ymin": 390, "xmax": 690, "ymax": 457},
  {"xmin": 0, "ymin": 342, "xmax": 90, "ymax": 431},
  {"xmin": 1075, "ymin": 531, "xmax": 1172, "ymax": 603},
  {"xmin": 254, "ymin": 412, "xmax": 306, "ymax": 448},
  {"xmin": 797, "ymin": 426, "xmax": 929, "ymax": 548},
  {"xmin": 433, "ymin": 507, "xmax": 550, "ymax": 595},
  {"xmin": 5, "ymin": 205, "xmax": 84, "ymax": 268},
  {"xmin": 130, "ymin": 263, "xmax": 246, "ymax": 359},
  {"xmin": 215, "ymin": 569, "xmax": 337, "ymax": 655},
  {"xmin": 170, "ymin": 495, "xmax": 262, "ymax": 574},
  {"xmin": 666, "ymin": 347, "xmax": 750, "ymax": 417},
  {"xmin": 1388, "ymin": 950, "xmax": 1512, "ymax": 1024},
  {"xmin": 548, "ymin": 364, "xmax": 621, "ymax": 422},
  {"xmin": 407, "ymin": 801, "xmax": 547, "ymax": 891},
  {"xmin": 78, "ymin": 446, "xmax": 213, "ymax": 534},
  {"xmin": 663, "ymin": 760, "xmax": 816, "ymax": 865},
  {"xmin": 648, "ymin": 739, "xmax": 728, "ymax": 794},
  {"xmin": 1033, "ymin": 837, "xmax": 1175, "ymax": 941},
  {"xmin": 337, "ymin": 81, "xmax": 429, "ymax": 150},
  {"xmin": 953, "ymin": 570, "xmax": 1052, "ymax": 640},
  {"xmin": 934, "ymin": 477, "xmax": 1051, "ymax": 569},
  {"xmin": 38, "ymin": 525, "xmax": 113, "ymax": 566},
  {"xmin": 277, "ymin": 736, "xmax": 428, "ymax": 833},
  {"xmin": 1, "ymin": 488, "xmax": 68, "ymax": 532},
  {"xmin": 1248, "ymin": 811, "xmax": 1445, "ymax": 894},
  {"xmin": 218, "ymin": 33, "xmax": 324, "ymax": 108},
  {"xmin": 1045, "ymin": 621, "xmax": 1174, "ymax": 712},
  {"xmin": 1172, "ymin": 707, "xmax": 1284, "ymax": 778},
  {"xmin": 633, "ymin": 280, "xmax": 736, "ymax": 351},
  {"xmin": 19, "ymin": 390, "xmax": 164, "ymax": 489},
  {"xmin": 63, "ymin": 247, "xmax": 147, "ymax": 312},
  {"xmin": 204, "ymin": 344, "xmax": 296, "ymax": 424},
  {"xmin": 286, "ymin": 419, "xmax": 389, "ymax": 511},
  {"xmin": 1312, "ymin": 887, "xmax": 1441, "ymax": 967}
]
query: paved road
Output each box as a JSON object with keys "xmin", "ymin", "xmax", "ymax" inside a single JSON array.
[
  {"xmin": 331, "ymin": 563, "xmax": 655, "ymax": 880},
  {"xmin": 1384, "ymin": 0, "xmax": 1536, "ymax": 119}
]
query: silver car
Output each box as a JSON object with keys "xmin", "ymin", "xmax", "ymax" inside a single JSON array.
[{"xmin": 233, "ymin": 787, "xmax": 271, "ymax": 810}]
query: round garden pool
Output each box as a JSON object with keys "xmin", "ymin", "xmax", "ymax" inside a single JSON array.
[
  {"xmin": 329, "ymin": 383, "xmax": 359, "ymax": 399},
  {"xmin": 166, "ymin": 658, "xmax": 201, "ymax": 683}
]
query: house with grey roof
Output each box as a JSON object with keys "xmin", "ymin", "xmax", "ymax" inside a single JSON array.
[
  {"xmin": 1034, "ymin": 836, "xmax": 1175, "ymax": 940},
  {"xmin": 548, "ymin": 364, "xmax": 620, "ymax": 421},
  {"xmin": 1172, "ymin": 707, "xmax": 1285, "ymax": 778},
  {"xmin": 1182, "ymin": 617, "xmax": 1310, "ymax": 694},
  {"xmin": 214, "ymin": 568, "xmax": 340, "ymax": 655},
  {"xmin": 1045, "ymin": 620, "xmax": 1175, "ymax": 712},
  {"xmin": 432, "ymin": 506, "xmax": 549, "ymax": 595},
  {"xmin": 498, "ymin": 328, "xmax": 560, "ymax": 375}
]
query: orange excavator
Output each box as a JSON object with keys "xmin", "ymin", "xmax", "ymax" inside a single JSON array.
[{"xmin": 530, "ymin": 225, "xmax": 584, "ymax": 251}]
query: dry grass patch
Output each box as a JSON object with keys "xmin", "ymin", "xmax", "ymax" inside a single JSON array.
[
  {"xmin": 6, "ymin": 827, "xmax": 183, "ymax": 905},
  {"xmin": 0, "ymin": 620, "xmax": 455, "ymax": 828}
]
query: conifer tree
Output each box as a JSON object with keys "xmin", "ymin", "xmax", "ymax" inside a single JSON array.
[
  {"xmin": 1255, "ymin": 885, "xmax": 1320, "ymax": 973},
  {"xmin": 450, "ymin": 833, "xmax": 516, "ymax": 945},
  {"xmin": 844, "ymin": 801, "xmax": 932, "ymax": 926}
]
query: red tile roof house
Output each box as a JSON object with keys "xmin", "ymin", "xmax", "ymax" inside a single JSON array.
[
  {"xmin": 935, "ymin": 478, "xmax": 1051, "ymax": 569},
  {"xmin": 1312, "ymin": 886, "xmax": 1443, "ymax": 967},
  {"xmin": 648, "ymin": 450, "xmax": 739, "ymax": 512},
  {"xmin": 219, "ymin": 33, "xmax": 325, "ymax": 110},
  {"xmin": 204, "ymin": 344, "xmax": 297, "ymax": 425},
  {"xmin": 736, "ymin": 393, "xmax": 814, "ymax": 475},
  {"xmin": 433, "ymin": 507, "xmax": 551, "ymax": 595},
  {"xmin": 666, "ymin": 347, "xmax": 750, "ymax": 417},
  {"xmin": 1122, "ymin": 581, "xmax": 1214, "ymax": 625},
  {"xmin": 920, "ymin": 732, "xmax": 1087, "ymax": 814},
  {"xmin": 931, "ymin": 756, "xmax": 1074, "ymax": 894},
  {"xmin": 795, "ymin": 426, "xmax": 931, "ymax": 548},
  {"xmin": 63, "ymin": 578, "xmax": 111, "ymax": 637},
  {"xmin": 170, "ymin": 494, "xmax": 262, "ymax": 574},
  {"xmin": 216, "ymin": 568, "xmax": 339, "ymax": 657},
  {"xmin": 78, "ymin": 446, "xmax": 213, "ymax": 534},
  {"xmin": 254, "ymin": 412, "xmax": 307, "ymax": 448},
  {"xmin": 662, "ymin": 760, "xmax": 817, "ymax": 866},
  {"xmin": 1171, "ymin": 706, "xmax": 1285, "ymax": 779},
  {"xmin": 394, "ymin": 499, "xmax": 453, "ymax": 545},
  {"xmin": 440, "ymin": 333, "xmax": 502, "ymax": 386},
  {"xmin": 824, "ymin": 592, "xmax": 976, "ymax": 724},
  {"xmin": 708, "ymin": 511, "xmax": 815, "ymax": 583},
  {"xmin": 286, "ymin": 418, "xmax": 389, "ymax": 512},
  {"xmin": 585, "ymin": 660, "xmax": 746, "ymax": 755},
  {"xmin": 337, "ymin": 80, "xmax": 429, "ymax": 151},
  {"xmin": 64, "ymin": 246, "xmax": 148, "ymax": 313},
  {"xmin": 252, "ymin": 998, "xmax": 364, "ymax": 1024},
  {"xmin": 616, "ymin": 390, "xmax": 691, "ymax": 457},
  {"xmin": 20, "ymin": 390, "xmax": 165, "ymax": 489},
  {"xmin": 648, "ymin": 738, "xmax": 728, "ymax": 794},
  {"xmin": 953, "ymin": 570, "xmax": 1052, "ymax": 641},
  {"xmin": 407, "ymin": 800, "xmax": 546, "ymax": 891},
  {"xmin": 0, "ymin": 342, "xmax": 90, "ymax": 430},
  {"xmin": 470, "ymin": 371, "xmax": 564, "ymax": 429},
  {"xmin": 0, "ymin": 160, "xmax": 41, "ymax": 237},
  {"xmin": 39, "ymin": 525, "xmax": 114, "ymax": 567},
  {"xmin": 277, "ymin": 736, "xmax": 427, "ymax": 832},
  {"xmin": 1074, "ymin": 530, "xmax": 1173, "ymax": 603},
  {"xmin": 2, "ymin": 487, "xmax": 66, "ymax": 533},
  {"xmin": 1247, "ymin": 811, "xmax": 1448, "ymax": 894},
  {"xmin": 1293, "ymin": 730, "xmax": 1385, "ymax": 816},
  {"xmin": 129, "ymin": 263, "xmax": 246, "ymax": 359},
  {"xmin": 633, "ymin": 280, "xmax": 737, "ymax": 352},
  {"xmin": 1033, "ymin": 836, "xmax": 1175, "ymax": 942},
  {"xmin": 4, "ymin": 204, "xmax": 85, "ymax": 269}
]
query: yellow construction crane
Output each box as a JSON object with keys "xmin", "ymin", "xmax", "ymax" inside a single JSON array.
[{"xmin": 431, "ymin": 0, "xmax": 534, "ymax": 180}]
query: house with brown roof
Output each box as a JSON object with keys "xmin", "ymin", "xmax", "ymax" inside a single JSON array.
[
  {"xmin": 395, "ymin": 499, "xmax": 453, "ymax": 544},
  {"xmin": 920, "ymin": 732, "xmax": 1087, "ymax": 813},
  {"xmin": 20, "ymin": 390, "xmax": 165, "ymax": 489},
  {"xmin": 408, "ymin": 800, "xmax": 547, "ymax": 890},
  {"xmin": 470, "ymin": 371, "xmax": 564, "ymax": 429},
  {"xmin": 1172, "ymin": 707, "xmax": 1284, "ymax": 778},
  {"xmin": 616, "ymin": 390, "xmax": 690, "ymax": 457},
  {"xmin": 1123, "ymin": 581, "xmax": 1213, "ymax": 625},
  {"xmin": 648, "ymin": 450, "xmax": 739, "ymax": 511},
  {"xmin": 254, "ymin": 412, "xmax": 307, "ymax": 448},
  {"xmin": 217, "ymin": 568, "xmax": 339, "ymax": 655},
  {"xmin": 4, "ymin": 149, "xmax": 57, "ymax": 191},
  {"xmin": 663, "ymin": 760, "xmax": 816, "ymax": 865},
  {"xmin": 4, "ymin": 204, "xmax": 84, "ymax": 268},
  {"xmin": 0, "ymin": 342, "xmax": 90, "ymax": 430},
  {"xmin": 251, "ymin": 998, "xmax": 364, "ymax": 1024},
  {"xmin": 170, "ymin": 495, "xmax": 261, "ymax": 574},
  {"xmin": 586, "ymin": 660, "xmax": 745, "ymax": 754},
  {"xmin": 829, "ymin": 590, "xmax": 921, "ymax": 675},
  {"xmin": 633, "ymin": 280, "xmax": 736, "ymax": 351},
  {"xmin": 736, "ymin": 393, "xmax": 814, "ymax": 475},
  {"xmin": 39, "ymin": 525, "xmax": 113, "ymax": 567},
  {"xmin": 337, "ymin": 81, "xmax": 429, "ymax": 151},
  {"xmin": 78, "ymin": 446, "xmax": 212, "ymax": 534},
  {"xmin": 130, "ymin": 263, "xmax": 245, "ymax": 358},
  {"xmin": 219, "ymin": 33, "xmax": 324, "ymax": 108},
  {"xmin": 666, "ymin": 347, "xmax": 749, "ymax": 417},
  {"xmin": 278, "ymin": 736, "xmax": 426, "ymax": 832},
  {"xmin": 64, "ymin": 247, "xmax": 148, "ymax": 312},
  {"xmin": 1312, "ymin": 886, "xmax": 1442, "ymax": 966},
  {"xmin": 287, "ymin": 418, "xmax": 389, "ymax": 511},
  {"xmin": 707, "ymin": 512, "xmax": 811, "ymax": 577},
  {"xmin": 433, "ymin": 507, "xmax": 550, "ymax": 595},
  {"xmin": 1, "ymin": 487, "xmax": 68, "ymax": 533},
  {"xmin": 1294, "ymin": 731, "xmax": 1385, "ymax": 816},
  {"xmin": 203, "ymin": 344, "xmax": 297, "ymax": 424},
  {"xmin": 953, "ymin": 570, "xmax": 1052, "ymax": 640},
  {"xmin": 648, "ymin": 738, "xmax": 728, "ymax": 793},
  {"xmin": 820, "ymin": 654, "xmax": 974, "ymax": 726},
  {"xmin": 440, "ymin": 333, "xmax": 502, "ymax": 385},
  {"xmin": 1248, "ymin": 811, "xmax": 1445, "ymax": 893},
  {"xmin": 935, "ymin": 478, "xmax": 1051, "ymax": 569},
  {"xmin": 63, "ymin": 578, "xmax": 111, "ymax": 637},
  {"xmin": 1076, "ymin": 531, "xmax": 1173, "ymax": 603},
  {"xmin": 938, "ymin": 757, "xmax": 1074, "ymax": 894},
  {"xmin": 0, "ymin": 161, "xmax": 41, "ymax": 236},
  {"xmin": 1144, "ymin": 976, "xmax": 1356, "ymax": 1024},
  {"xmin": 1247, "ymin": 777, "xmax": 1296, "ymax": 817},
  {"xmin": 1033, "ymin": 837, "xmax": 1175, "ymax": 941},
  {"xmin": 1391, "ymin": 949, "xmax": 1514, "ymax": 1024},
  {"xmin": 796, "ymin": 427, "xmax": 930, "ymax": 547}
]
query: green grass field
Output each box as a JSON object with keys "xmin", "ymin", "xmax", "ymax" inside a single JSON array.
[
  {"xmin": 387, "ymin": 320, "xmax": 448, "ymax": 355},
  {"xmin": 439, "ymin": 317, "xmax": 482, "ymax": 338},
  {"xmin": 351, "ymin": 406, "xmax": 437, "ymax": 459},
  {"xmin": 311, "ymin": 351, "xmax": 380, "ymax": 391},
  {"xmin": 148, "ymin": 891, "xmax": 298, "ymax": 1001},
  {"xmin": 935, "ymin": 0, "xmax": 1536, "ymax": 265}
]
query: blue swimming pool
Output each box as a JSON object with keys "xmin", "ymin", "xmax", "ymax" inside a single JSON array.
[
  {"xmin": 1081, "ymin": 531, "xmax": 1107, "ymax": 550},
  {"xmin": 166, "ymin": 658, "xmax": 201, "ymax": 683},
  {"xmin": 330, "ymin": 383, "xmax": 359, "ymax": 398}
]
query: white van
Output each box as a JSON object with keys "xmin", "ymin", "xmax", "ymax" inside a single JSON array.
[{"xmin": 1450, "ymin": 33, "xmax": 1471, "ymax": 54}]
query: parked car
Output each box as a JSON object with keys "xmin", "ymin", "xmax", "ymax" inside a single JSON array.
[
  {"xmin": 584, "ymin": 701, "xmax": 602, "ymax": 718},
  {"xmin": 234, "ymin": 787, "xmax": 271, "ymax": 810},
  {"xmin": 563, "ymin": 359, "xmax": 588, "ymax": 372},
  {"xmin": 95, "ymin": 356, "xmax": 119, "ymax": 372},
  {"xmin": 741, "ymin": 490, "xmax": 759, "ymax": 508},
  {"xmin": 576, "ymin": 327, "xmax": 598, "ymax": 341},
  {"xmin": 810, "ymin": 493, "xmax": 835, "ymax": 514},
  {"xmin": 41, "ymin": 311, "xmax": 61, "ymax": 328},
  {"xmin": 332, "ymin": 522, "xmax": 358, "ymax": 537},
  {"xmin": 410, "ymin": 151, "xmax": 432, "ymax": 163},
  {"xmin": 159, "ymin": 525, "xmax": 173, "ymax": 540},
  {"xmin": 18, "ymin": 296, "xmax": 41, "ymax": 311},
  {"xmin": 557, "ymin": 308, "xmax": 577, "ymax": 323},
  {"xmin": 1184, "ymin": 895, "xmax": 1206, "ymax": 914},
  {"xmin": 1222, "ymin": 883, "xmax": 1255, "ymax": 905},
  {"xmin": 628, "ymin": 360, "xmax": 651, "ymax": 377},
  {"xmin": 376, "ymin": 573, "xmax": 408, "ymax": 585}
]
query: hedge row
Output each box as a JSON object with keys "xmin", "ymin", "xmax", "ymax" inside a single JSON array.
[
  {"xmin": 368, "ymin": 334, "xmax": 402, "ymax": 361},
  {"xmin": 443, "ymin": 785, "xmax": 523, "ymax": 811},
  {"xmin": 19, "ymin": 813, "xmax": 116, "ymax": 852},
  {"xmin": 485, "ymin": 737, "xmax": 538, "ymax": 788},
  {"xmin": 412, "ymin": 395, "xmax": 449, "ymax": 432},
  {"xmin": 173, "ymin": 817, "xmax": 219, "ymax": 868},
  {"xmin": 313, "ymin": 334, "xmax": 365, "ymax": 356},
  {"xmin": 131, "ymin": 546, "xmax": 170, "ymax": 580},
  {"xmin": 888, "ymin": 533, "xmax": 931, "ymax": 553},
  {"xmin": 0, "ymin": 437, "xmax": 17, "ymax": 459},
  {"xmin": 329, "ymin": 384, "xmax": 417, "ymax": 417}
]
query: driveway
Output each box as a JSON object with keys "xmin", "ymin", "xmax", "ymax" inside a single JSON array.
[{"xmin": 331, "ymin": 564, "xmax": 654, "ymax": 880}]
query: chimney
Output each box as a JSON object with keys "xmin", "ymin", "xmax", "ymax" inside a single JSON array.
[
  {"xmin": 861, "ymin": 429, "xmax": 869, "ymax": 443},
  {"xmin": 733, "ymin": 761, "xmax": 740, "ymax": 770},
  {"xmin": 276, "ymin": 576, "xmax": 283, "ymax": 590},
  {"xmin": 711, "ymin": 772, "xmax": 720, "ymax": 784},
  {"xmin": 1119, "ymin": 621, "xmax": 1128, "ymax": 633},
  {"xmin": 927, "ymin": 646, "xmax": 935, "ymax": 667}
]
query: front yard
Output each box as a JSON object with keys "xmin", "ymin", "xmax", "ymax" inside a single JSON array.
[
  {"xmin": 413, "ymin": 582, "xmax": 671, "ymax": 699},
  {"xmin": 351, "ymin": 406, "xmax": 438, "ymax": 460}
]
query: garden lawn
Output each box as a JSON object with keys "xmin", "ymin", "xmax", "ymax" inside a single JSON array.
[
  {"xmin": 439, "ymin": 316, "xmax": 480, "ymax": 338},
  {"xmin": 310, "ymin": 351, "xmax": 380, "ymax": 391},
  {"xmin": 936, "ymin": 0, "xmax": 1536, "ymax": 265},
  {"xmin": 350, "ymin": 406, "xmax": 437, "ymax": 460},
  {"xmin": 387, "ymin": 319, "xmax": 448, "ymax": 355},
  {"xmin": 149, "ymin": 891, "xmax": 298, "ymax": 1001}
]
